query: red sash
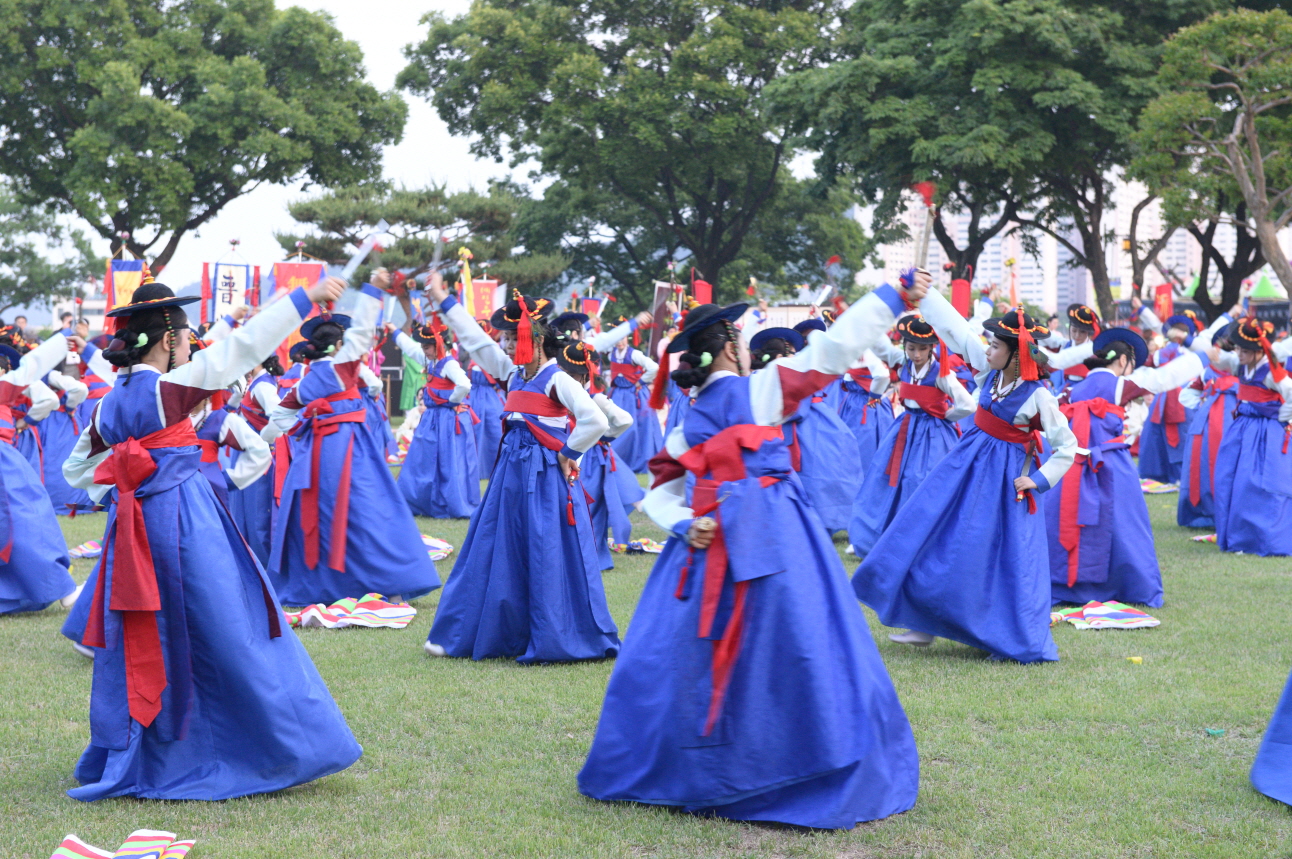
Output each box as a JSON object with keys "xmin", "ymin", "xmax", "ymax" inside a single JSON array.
[
  {"xmin": 1189, "ymin": 377, "xmax": 1237, "ymax": 506},
  {"xmin": 502, "ymin": 389, "xmax": 570, "ymax": 452},
  {"xmin": 884, "ymin": 382, "xmax": 953, "ymax": 487},
  {"xmin": 1150, "ymin": 388, "xmax": 1187, "ymax": 446},
  {"xmin": 423, "ymin": 374, "xmax": 457, "ymax": 406},
  {"xmin": 1056, "ymin": 399, "xmax": 1125, "ymax": 586},
  {"xmin": 973, "ymin": 406, "xmax": 1043, "ymax": 513},
  {"xmin": 299, "ymin": 389, "xmax": 367, "ymax": 573},
  {"xmin": 82, "ymin": 420, "xmax": 200, "ymax": 729},
  {"xmin": 610, "ymin": 361, "xmax": 643, "ymax": 386},
  {"xmin": 273, "ymin": 435, "xmax": 291, "ymax": 504},
  {"xmin": 198, "ymin": 438, "xmax": 220, "ymax": 463},
  {"xmin": 1238, "ymin": 383, "xmax": 1283, "ymax": 403},
  {"xmin": 847, "ymin": 366, "xmax": 873, "ymax": 389}
]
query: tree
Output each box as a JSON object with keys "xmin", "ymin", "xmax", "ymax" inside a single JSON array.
[
  {"xmin": 1139, "ymin": 8, "xmax": 1292, "ymax": 294},
  {"xmin": 0, "ymin": 0, "xmax": 406, "ymax": 271},
  {"xmin": 1123, "ymin": 193, "xmax": 1177, "ymax": 301},
  {"xmin": 279, "ymin": 181, "xmax": 568, "ymax": 292},
  {"xmin": 0, "ymin": 185, "xmax": 98, "ymax": 317},
  {"xmin": 399, "ymin": 0, "xmax": 839, "ymax": 304}
]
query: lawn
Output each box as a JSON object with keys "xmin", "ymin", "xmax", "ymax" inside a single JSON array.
[{"xmin": 4, "ymin": 491, "xmax": 1292, "ymax": 858}]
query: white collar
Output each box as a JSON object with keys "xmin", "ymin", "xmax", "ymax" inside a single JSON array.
[{"xmin": 699, "ymin": 369, "xmax": 738, "ymax": 393}]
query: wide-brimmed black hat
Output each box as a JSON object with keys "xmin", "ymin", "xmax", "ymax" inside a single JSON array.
[
  {"xmin": 1092, "ymin": 327, "xmax": 1147, "ymax": 368},
  {"xmin": 896, "ymin": 316, "xmax": 938, "ymax": 344},
  {"xmin": 1066, "ymin": 303, "xmax": 1100, "ymax": 333},
  {"xmin": 983, "ymin": 307, "xmax": 1049, "ymax": 342},
  {"xmin": 412, "ymin": 321, "xmax": 452, "ymax": 345},
  {"xmin": 551, "ymin": 311, "xmax": 589, "ymax": 330},
  {"xmin": 1166, "ymin": 311, "xmax": 1204, "ymax": 334},
  {"xmin": 0, "ymin": 343, "xmax": 20, "ymax": 369},
  {"xmin": 1225, "ymin": 317, "xmax": 1274, "ymax": 351},
  {"xmin": 794, "ymin": 318, "xmax": 827, "ymax": 337},
  {"xmin": 490, "ymin": 294, "xmax": 555, "ymax": 331},
  {"xmin": 105, "ymin": 282, "xmax": 200, "ymax": 318},
  {"xmin": 556, "ymin": 340, "xmax": 599, "ymax": 376},
  {"xmin": 749, "ymin": 327, "xmax": 805, "ymax": 354},
  {"xmin": 667, "ymin": 303, "xmax": 747, "ymax": 354},
  {"xmin": 288, "ymin": 341, "xmax": 312, "ymax": 362},
  {"xmin": 299, "ymin": 314, "xmax": 351, "ymax": 340}
]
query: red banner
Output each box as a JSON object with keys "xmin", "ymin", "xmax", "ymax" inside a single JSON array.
[
  {"xmin": 951, "ymin": 278, "xmax": 972, "ymax": 318},
  {"xmin": 1154, "ymin": 283, "xmax": 1173, "ymax": 322},
  {"xmin": 272, "ymin": 262, "xmax": 325, "ymax": 295},
  {"xmin": 466, "ymin": 279, "xmax": 498, "ymax": 321}
]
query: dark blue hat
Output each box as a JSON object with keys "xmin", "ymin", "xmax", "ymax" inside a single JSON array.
[
  {"xmin": 551, "ymin": 311, "xmax": 589, "ymax": 330},
  {"xmin": 1092, "ymin": 327, "xmax": 1147, "ymax": 368},
  {"xmin": 794, "ymin": 318, "xmax": 827, "ymax": 336},
  {"xmin": 288, "ymin": 341, "xmax": 311, "ymax": 362},
  {"xmin": 299, "ymin": 314, "xmax": 351, "ymax": 341},
  {"xmin": 749, "ymin": 327, "xmax": 805, "ymax": 354},
  {"xmin": 0, "ymin": 343, "xmax": 20, "ymax": 369},
  {"xmin": 668, "ymin": 303, "xmax": 748, "ymax": 354},
  {"xmin": 105, "ymin": 282, "xmax": 200, "ymax": 318}
]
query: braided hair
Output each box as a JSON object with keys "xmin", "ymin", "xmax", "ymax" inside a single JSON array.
[
  {"xmin": 671, "ymin": 319, "xmax": 738, "ymax": 389},
  {"xmin": 750, "ymin": 337, "xmax": 794, "ymax": 371},
  {"xmin": 262, "ymin": 354, "xmax": 285, "ymax": 377},
  {"xmin": 1084, "ymin": 339, "xmax": 1136, "ymax": 371},
  {"xmin": 300, "ymin": 320, "xmax": 348, "ymax": 361},
  {"xmin": 102, "ymin": 305, "xmax": 189, "ymax": 378}
]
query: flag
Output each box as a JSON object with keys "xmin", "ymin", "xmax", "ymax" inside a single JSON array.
[
  {"xmin": 210, "ymin": 262, "xmax": 250, "ymax": 322},
  {"xmin": 1154, "ymin": 283, "xmax": 1173, "ymax": 322},
  {"xmin": 269, "ymin": 261, "xmax": 326, "ymax": 296},
  {"xmin": 103, "ymin": 259, "xmax": 145, "ymax": 334},
  {"xmin": 465, "ymin": 279, "xmax": 498, "ymax": 321},
  {"xmin": 581, "ymin": 297, "xmax": 602, "ymax": 318}
]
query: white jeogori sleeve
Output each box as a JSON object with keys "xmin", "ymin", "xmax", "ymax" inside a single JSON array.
[
  {"xmin": 441, "ymin": 358, "xmax": 472, "ymax": 404},
  {"xmin": 1047, "ymin": 341, "xmax": 1095, "ymax": 371},
  {"xmin": 24, "ymin": 379, "xmax": 59, "ymax": 422},
  {"xmin": 395, "ymin": 331, "xmax": 428, "ymax": 368},
  {"xmin": 938, "ymin": 372, "xmax": 977, "ymax": 422},
  {"xmin": 11, "ymin": 333, "xmax": 70, "ymax": 387},
  {"xmin": 437, "ymin": 295, "xmax": 516, "ymax": 384},
  {"xmin": 593, "ymin": 392, "xmax": 634, "ymax": 439},
  {"xmin": 914, "ymin": 287, "xmax": 990, "ymax": 374},
  {"xmin": 547, "ymin": 369, "xmax": 609, "ymax": 457},
  {"xmin": 1125, "ymin": 351, "xmax": 1205, "ymax": 395},
  {"xmin": 221, "ymin": 412, "xmax": 272, "ymax": 489},
  {"xmin": 47, "ymin": 371, "xmax": 89, "ymax": 409},
  {"xmin": 332, "ymin": 288, "xmax": 382, "ymax": 366},
  {"xmin": 1032, "ymin": 388, "xmax": 1078, "ymax": 492},
  {"xmin": 632, "ymin": 348, "xmax": 659, "ymax": 385},
  {"xmin": 588, "ymin": 319, "xmax": 635, "ymax": 353}
]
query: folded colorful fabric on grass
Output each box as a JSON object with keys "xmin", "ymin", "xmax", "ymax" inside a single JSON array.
[
  {"xmin": 1140, "ymin": 479, "xmax": 1178, "ymax": 494},
  {"xmin": 421, "ymin": 535, "xmax": 453, "ymax": 561},
  {"xmin": 50, "ymin": 829, "xmax": 194, "ymax": 859},
  {"xmin": 68, "ymin": 540, "xmax": 102, "ymax": 559},
  {"xmin": 1191, "ymin": 533, "xmax": 1217, "ymax": 543},
  {"xmin": 1051, "ymin": 601, "xmax": 1160, "ymax": 630},
  {"xmin": 284, "ymin": 593, "xmax": 416, "ymax": 629},
  {"xmin": 609, "ymin": 538, "xmax": 665, "ymax": 555}
]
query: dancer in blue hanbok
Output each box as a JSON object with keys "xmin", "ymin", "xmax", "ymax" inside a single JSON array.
[
  {"xmin": 61, "ymin": 276, "xmax": 360, "ymax": 801},
  {"xmin": 393, "ymin": 317, "xmax": 481, "ymax": 518},
  {"xmin": 849, "ymin": 317, "xmax": 974, "ymax": 556},
  {"xmin": 1175, "ymin": 309, "xmax": 1243, "ymax": 527},
  {"xmin": 1210, "ymin": 318, "xmax": 1292, "ymax": 557},
  {"xmin": 268, "ymin": 272, "xmax": 441, "ymax": 606},
  {"xmin": 579, "ymin": 279, "xmax": 925, "ymax": 829},
  {"xmin": 75, "ymin": 337, "xmax": 115, "ymax": 430},
  {"xmin": 1133, "ymin": 302, "xmax": 1207, "ymax": 484},
  {"xmin": 424, "ymin": 284, "xmax": 618, "ymax": 663},
  {"xmin": 465, "ymin": 358, "xmax": 506, "ymax": 478},
  {"xmin": 835, "ymin": 352, "xmax": 896, "ymax": 471},
  {"xmin": 606, "ymin": 337, "xmax": 661, "ymax": 474},
  {"xmin": 1043, "ymin": 328, "xmax": 1202, "ymax": 607},
  {"xmin": 226, "ymin": 356, "xmax": 284, "ymax": 566},
  {"xmin": 1039, "ymin": 304, "xmax": 1100, "ymax": 395},
  {"xmin": 0, "ymin": 335, "xmax": 78, "ymax": 615},
  {"xmin": 853, "ymin": 292, "xmax": 1077, "ymax": 662},
  {"xmin": 1251, "ymin": 660, "xmax": 1292, "ymax": 805},
  {"xmin": 18, "ymin": 362, "xmax": 95, "ymax": 515}
]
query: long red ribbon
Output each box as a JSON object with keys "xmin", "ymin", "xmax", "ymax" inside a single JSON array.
[
  {"xmin": 973, "ymin": 406, "xmax": 1042, "ymax": 513},
  {"xmin": 1188, "ymin": 377, "xmax": 1237, "ymax": 506},
  {"xmin": 299, "ymin": 389, "xmax": 366, "ymax": 572},
  {"xmin": 884, "ymin": 382, "xmax": 953, "ymax": 486},
  {"xmin": 1057, "ymin": 399, "xmax": 1125, "ymax": 587}
]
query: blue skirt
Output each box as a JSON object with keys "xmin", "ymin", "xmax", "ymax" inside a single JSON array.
[
  {"xmin": 271, "ymin": 422, "xmax": 441, "ymax": 605},
  {"xmin": 428, "ymin": 430, "xmax": 620, "ymax": 662},
  {"xmin": 228, "ymin": 464, "xmax": 275, "ymax": 568},
  {"xmin": 1252, "ymin": 665, "xmax": 1292, "ymax": 805},
  {"xmin": 16, "ymin": 412, "xmax": 94, "ymax": 514},
  {"xmin": 468, "ymin": 387, "xmax": 505, "ymax": 479},
  {"xmin": 0, "ymin": 443, "xmax": 75, "ymax": 615},
  {"xmin": 1042, "ymin": 449, "xmax": 1163, "ymax": 607},
  {"xmin": 70, "ymin": 475, "xmax": 361, "ymax": 801},
  {"xmin": 853, "ymin": 429, "xmax": 1059, "ymax": 663},
  {"xmin": 581, "ymin": 443, "xmax": 638, "ymax": 571},
  {"xmin": 849, "ymin": 411, "xmax": 958, "ymax": 556},
  {"xmin": 610, "ymin": 382, "xmax": 664, "ymax": 474},
  {"xmin": 578, "ymin": 477, "xmax": 918, "ymax": 829},
  {"xmin": 1213, "ymin": 415, "xmax": 1292, "ymax": 557},
  {"xmin": 835, "ymin": 390, "xmax": 895, "ymax": 475},
  {"xmin": 1178, "ymin": 404, "xmax": 1234, "ymax": 528},
  {"xmin": 1137, "ymin": 404, "xmax": 1193, "ymax": 484},
  {"xmin": 790, "ymin": 402, "xmax": 863, "ymax": 535},
  {"xmin": 398, "ymin": 406, "xmax": 480, "ymax": 518}
]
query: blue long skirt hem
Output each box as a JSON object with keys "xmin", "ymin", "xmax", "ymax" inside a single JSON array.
[
  {"xmin": 0, "ymin": 445, "xmax": 75, "ymax": 616},
  {"xmin": 398, "ymin": 406, "xmax": 481, "ymax": 519}
]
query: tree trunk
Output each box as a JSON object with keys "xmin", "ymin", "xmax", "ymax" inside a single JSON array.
[{"xmin": 1252, "ymin": 216, "xmax": 1292, "ymax": 294}]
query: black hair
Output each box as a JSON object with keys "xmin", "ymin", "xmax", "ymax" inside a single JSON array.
[
  {"xmin": 671, "ymin": 321, "xmax": 737, "ymax": 389},
  {"xmin": 553, "ymin": 316, "xmax": 584, "ymax": 337},
  {"xmin": 1084, "ymin": 339, "xmax": 1136, "ymax": 370},
  {"xmin": 300, "ymin": 321, "xmax": 347, "ymax": 361},
  {"xmin": 750, "ymin": 337, "xmax": 793, "ymax": 371},
  {"xmin": 0, "ymin": 355, "xmax": 9, "ymax": 374},
  {"xmin": 262, "ymin": 354, "xmax": 285, "ymax": 377},
  {"xmin": 102, "ymin": 306, "xmax": 189, "ymax": 370}
]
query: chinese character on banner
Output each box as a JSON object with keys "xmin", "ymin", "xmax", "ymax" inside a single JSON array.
[
  {"xmin": 271, "ymin": 262, "xmax": 325, "ymax": 296},
  {"xmin": 1154, "ymin": 283, "xmax": 1173, "ymax": 323},
  {"xmin": 466, "ymin": 279, "xmax": 498, "ymax": 321},
  {"xmin": 103, "ymin": 259, "xmax": 145, "ymax": 334},
  {"xmin": 210, "ymin": 263, "xmax": 250, "ymax": 321}
]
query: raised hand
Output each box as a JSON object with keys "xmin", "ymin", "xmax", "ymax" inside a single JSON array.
[{"xmin": 306, "ymin": 276, "xmax": 347, "ymax": 306}]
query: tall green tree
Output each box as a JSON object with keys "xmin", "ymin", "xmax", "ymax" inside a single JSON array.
[
  {"xmin": 399, "ymin": 0, "xmax": 840, "ymax": 306},
  {"xmin": 1137, "ymin": 8, "xmax": 1292, "ymax": 294},
  {"xmin": 0, "ymin": 185, "xmax": 98, "ymax": 317},
  {"xmin": 0, "ymin": 0, "xmax": 406, "ymax": 271}
]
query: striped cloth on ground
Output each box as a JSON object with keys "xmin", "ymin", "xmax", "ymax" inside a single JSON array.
[
  {"xmin": 284, "ymin": 593, "xmax": 417, "ymax": 629},
  {"xmin": 1050, "ymin": 601, "xmax": 1161, "ymax": 630},
  {"xmin": 50, "ymin": 830, "xmax": 195, "ymax": 859},
  {"xmin": 421, "ymin": 534, "xmax": 453, "ymax": 561},
  {"xmin": 1140, "ymin": 479, "xmax": 1178, "ymax": 494},
  {"xmin": 1191, "ymin": 533, "xmax": 1217, "ymax": 543}
]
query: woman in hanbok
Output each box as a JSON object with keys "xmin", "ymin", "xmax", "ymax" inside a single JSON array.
[
  {"xmin": 465, "ymin": 356, "xmax": 506, "ymax": 478},
  {"xmin": 1043, "ymin": 328, "xmax": 1202, "ymax": 607},
  {"xmin": 0, "ymin": 336, "xmax": 79, "ymax": 615},
  {"xmin": 1133, "ymin": 302, "xmax": 1206, "ymax": 484},
  {"xmin": 17, "ymin": 360, "xmax": 95, "ymax": 515},
  {"xmin": 61, "ymin": 276, "xmax": 361, "ymax": 801},
  {"xmin": 849, "ymin": 317, "xmax": 974, "ymax": 556},
  {"xmin": 835, "ymin": 350, "xmax": 896, "ymax": 473},
  {"xmin": 1209, "ymin": 318, "xmax": 1292, "ymax": 556},
  {"xmin": 75, "ymin": 336, "xmax": 115, "ymax": 430},
  {"xmin": 579, "ymin": 278, "xmax": 925, "ymax": 829},
  {"xmin": 1176, "ymin": 309, "xmax": 1244, "ymax": 528},
  {"xmin": 606, "ymin": 332, "xmax": 661, "ymax": 474},
  {"xmin": 392, "ymin": 317, "xmax": 481, "ymax": 518},
  {"xmin": 853, "ymin": 292, "xmax": 1077, "ymax": 662},
  {"xmin": 267, "ymin": 272, "xmax": 441, "ymax": 606},
  {"xmin": 228, "ymin": 355, "xmax": 284, "ymax": 566},
  {"xmin": 423, "ymin": 283, "xmax": 618, "ymax": 663}
]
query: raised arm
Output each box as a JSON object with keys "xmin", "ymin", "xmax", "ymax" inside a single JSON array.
[
  {"xmin": 80, "ymin": 341, "xmax": 116, "ymax": 388},
  {"xmin": 1047, "ymin": 341, "xmax": 1094, "ymax": 371},
  {"xmin": 332, "ymin": 286, "xmax": 383, "ymax": 365},
  {"xmin": 7, "ymin": 333, "xmax": 69, "ymax": 387},
  {"xmin": 592, "ymin": 391, "xmax": 634, "ymax": 439},
  {"xmin": 1122, "ymin": 351, "xmax": 1204, "ymax": 397},
  {"xmin": 588, "ymin": 319, "xmax": 636, "ymax": 353},
  {"xmin": 441, "ymin": 358, "xmax": 472, "ymax": 404},
  {"xmin": 394, "ymin": 331, "xmax": 428, "ymax": 368},
  {"xmin": 919, "ymin": 287, "xmax": 989, "ymax": 373},
  {"xmin": 631, "ymin": 348, "xmax": 658, "ymax": 385},
  {"xmin": 938, "ymin": 372, "xmax": 977, "ymax": 422},
  {"xmin": 435, "ymin": 294, "xmax": 515, "ymax": 383}
]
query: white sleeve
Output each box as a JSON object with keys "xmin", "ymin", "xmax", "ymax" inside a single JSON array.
[
  {"xmin": 588, "ymin": 320, "xmax": 635, "ymax": 353},
  {"xmin": 863, "ymin": 351, "xmax": 892, "ymax": 395},
  {"xmin": 1210, "ymin": 349, "xmax": 1240, "ymax": 374},
  {"xmin": 1124, "ymin": 351, "xmax": 1204, "ymax": 395},
  {"xmin": 47, "ymin": 371, "xmax": 89, "ymax": 408},
  {"xmin": 938, "ymin": 372, "xmax": 977, "ymax": 422},
  {"xmin": 333, "ymin": 289, "xmax": 382, "ymax": 365},
  {"xmin": 25, "ymin": 379, "xmax": 59, "ymax": 422},
  {"xmin": 221, "ymin": 413, "xmax": 272, "ymax": 489},
  {"xmin": 1192, "ymin": 313, "xmax": 1231, "ymax": 353},
  {"xmin": 439, "ymin": 297, "xmax": 516, "ymax": 383},
  {"xmin": 642, "ymin": 428, "xmax": 694, "ymax": 535},
  {"xmin": 9, "ymin": 333, "xmax": 69, "ymax": 387},
  {"xmin": 395, "ymin": 331, "xmax": 428, "ymax": 367},
  {"xmin": 748, "ymin": 285, "xmax": 905, "ymax": 425},
  {"xmin": 1138, "ymin": 306, "xmax": 1164, "ymax": 334},
  {"xmin": 81, "ymin": 342, "xmax": 116, "ymax": 388},
  {"xmin": 1034, "ymin": 389, "xmax": 1078, "ymax": 491},
  {"xmin": 632, "ymin": 348, "xmax": 659, "ymax": 385},
  {"xmin": 871, "ymin": 339, "xmax": 905, "ymax": 369},
  {"xmin": 203, "ymin": 316, "xmax": 234, "ymax": 344},
  {"xmin": 593, "ymin": 392, "xmax": 634, "ymax": 439},
  {"xmin": 1274, "ymin": 337, "xmax": 1292, "ymax": 362},
  {"xmin": 1047, "ymin": 341, "xmax": 1094, "ymax": 371},
  {"xmin": 920, "ymin": 287, "xmax": 990, "ymax": 373},
  {"xmin": 63, "ymin": 406, "xmax": 112, "ymax": 501},
  {"xmin": 163, "ymin": 288, "xmax": 316, "ymax": 393},
  {"xmin": 441, "ymin": 359, "xmax": 472, "ymax": 404},
  {"xmin": 1276, "ymin": 374, "xmax": 1292, "ymax": 423},
  {"xmin": 252, "ymin": 381, "xmax": 286, "ymax": 442},
  {"xmin": 548, "ymin": 369, "xmax": 609, "ymax": 455},
  {"xmin": 358, "ymin": 363, "xmax": 383, "ymax": 399}
]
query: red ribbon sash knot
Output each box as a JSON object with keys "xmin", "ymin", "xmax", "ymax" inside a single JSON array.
[{"xmin": 299, "ymin": 389, "xmax": 366, "ymax": 572}]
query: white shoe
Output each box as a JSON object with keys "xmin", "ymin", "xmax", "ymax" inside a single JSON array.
[
  {"xmin": 845, "ymin": 544, "xmax": 856, "ymax": 556},
  {"xmin": 71, "ymin": 642, "xmax": 95, "ymax": 660},
  {"xmin": 423, "ymin": 641, "xmax": 448, "ymax": 658},
  {"xmin": 888, "ymin": 630, "xmax": 935, "ymax": 647},
  {"xmin": 59, "ymin": 582, "xmax": 84, "ymax": 610}
]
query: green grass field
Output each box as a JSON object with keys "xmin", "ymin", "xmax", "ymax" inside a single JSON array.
[{"xmin": 4, "ymin": 492, "xmax": 1292, "ymax": 858}]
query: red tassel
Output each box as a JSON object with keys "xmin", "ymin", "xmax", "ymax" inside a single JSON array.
[
  {"xmin": 567, "ymin": 495, "xmax": 576, "ymax": 526},
  {"xmin": 746, "ymin": 283, "xmax": 756, "ymax": 296},
  {"xmin": 633, "ymin": 326, "xmax": 640, "ymax": 347},
  {"xmin": 649, "ymin": 349, "xmax": 671, "ymax": 409},
  {"xmin": 200, "ymin": 262, "xmax": 211, "ymax": 327},
  {"xmin": 1015, "ymin": 307, "xmax": 1040, "ymax": 381},
  {"xmin": 938, "ymin": 339, "xmax": 950, "ymax": 377},
  {"xmin": 513, "ymin": 290, "xmax": 534, "ymax": 366},
  {"xmin": 1258, "ymin": 326, "xmax": 1287, "ymax": 384}
]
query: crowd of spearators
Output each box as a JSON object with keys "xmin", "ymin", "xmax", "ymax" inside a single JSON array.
[{"xmin": 3, "ymin": 264, "xmax": 1292, "ymax": 825}]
